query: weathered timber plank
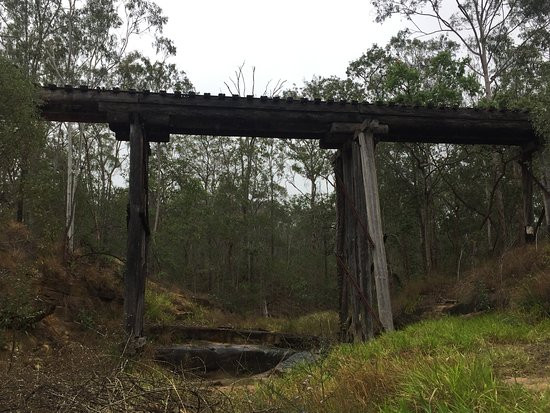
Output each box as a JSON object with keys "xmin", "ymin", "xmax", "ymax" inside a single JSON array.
[{"xmin": 358, "ymin": 129, "xmax": 395, "ymax": 332}]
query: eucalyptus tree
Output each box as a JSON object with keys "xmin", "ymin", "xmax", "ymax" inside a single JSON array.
[
  {"xmin": 346, "ymin": 32, "xmax": 481, "ymax": 275},
  {"xmin": 1, "ymin": 0, "xmax": 176, "ymax": 255},
  {"xmin": 371, "ymin": 0, "xmax": 549, "ymax": 100},
  {"xmin": 220, "ymin": 64, "xmax": 289, "ymax": 298},
  {"xmin": 370, "ymin": 0, "xmax": 550, "ymax": 252},
  {"xmin": 493, "ymin": 27, "xmax": 550, "ymax": 232},
  {"xmin": 0, "ymin": 57, "xmax": 44, "ymax": 223}
]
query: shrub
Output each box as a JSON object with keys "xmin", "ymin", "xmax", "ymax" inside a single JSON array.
[
  {"xmin": 0, "ymin": 266, "xmax": 39, "ymax": 330},
  {"xmin": 75, "ymin": 308, "xmax": 96, "ymax": 330}
]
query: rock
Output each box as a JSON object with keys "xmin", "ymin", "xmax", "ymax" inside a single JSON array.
[{"xmin": 272, "ymin": 351, "xmax": 319, "ymax": 374}]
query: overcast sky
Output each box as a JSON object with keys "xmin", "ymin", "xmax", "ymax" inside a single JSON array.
[{"xmin": 155, "ymin": 0, "xmax": 403, "ymax": 94}]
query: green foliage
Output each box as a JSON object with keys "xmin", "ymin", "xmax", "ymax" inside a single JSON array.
[
  {"xmin": 347, "ymin": 31, "xmax": 480, "ymax": 105},
  {"xmin": 296, "ymin": 75, "xmax": 365, "ymax": 101},
  {"xmin": 0, "ymin": 56, "xmax": 45, "ymax": 221},
  {"xmin": 148, "ymin": 133, "xmax": 336, "ymax": 315},
  {"xmin": 114, "ymin": 52, "xmax": 192, "ymax": 91}
]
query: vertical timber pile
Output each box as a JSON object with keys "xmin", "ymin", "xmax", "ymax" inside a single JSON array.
[
  {"xmin": 335, "ymin": 142, "xmax": 374, "ymax": 342},
  {"xmin": 125, "ymin": 114, "xmax": 150, "ymax": 342},
  {"xmin": 341, "ymin": 144, "xmax": 360, "ymax": 341},
  {"xmin": 334, "ymin": 153, "xmax": 348, "ymax": 340},
  {"xmin": 357, "ymin": 122, "xmax": 394, "ymax": 333},
  {"xmin": 352, "ymin": 140, "xmax": 375, "ymax": 340},
  {"xmin": 521, "ymin": 150, "xmax": 534, "ymax": 243}
]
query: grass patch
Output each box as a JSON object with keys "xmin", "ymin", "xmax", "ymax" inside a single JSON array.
[
  {"xmin": 242, "ymin": 311, "xmax": 339, "ymax": 339},
  {"xmin": 190, "ymin": 310, "xmax": 340, "ymax": 339},
  {"xmin": 236, "ymin": 312, "xmax": 550, "ymax": 412},
  {"xmin": 279, "ymin": 311, "xmax": 339, "ymax": 339},
  {"xmin": 145, "ymin": 289, "xmax": 176, "ymax": 325},
  {"xmin": 381, "ymin": 354, "xmax": 544, "ymax": 413}
]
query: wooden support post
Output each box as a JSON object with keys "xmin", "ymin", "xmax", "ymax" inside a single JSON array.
[
  {"xmin": 125, "ymin": 114, "xmax": 150, "ymax": 343},
  {"xmin": 334, "ymin": 153, "xmax": 348, "ymax": 341},
  {"xmin": 521, "ymin": 151, "xmax": 534, "ymax": 243},
  {"xmin": 357, "ymin": 126, "xmax": 394, "ymax": 332},
  {"xmin": 352, "ymin": 140, "xmax": 374, "ymax": 340},
  {"xmin": 334, "ymin": 143, "xmax": 375, "ymax": 342},
  {"xmin": 341, "ymin": 144, "xmax": 361, "ymax": 342}
]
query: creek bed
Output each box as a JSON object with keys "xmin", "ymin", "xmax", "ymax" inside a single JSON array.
[{"xmin": 155, "ymin": 341, "xmax": 296, "ymax": 376}]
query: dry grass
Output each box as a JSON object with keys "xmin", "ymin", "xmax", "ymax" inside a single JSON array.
[
  {"xmin": 391, "ymin": 273, "xmax": 454, "ymax": 325},
  {"xmin": 0, "ymin": 341, "xmax": 236, "ymax": 412},
  {"xmin": 388, "ymin": 243, "xmax": 550, "ymax": 328},
  {"xmin": 455, "ymin": 243, "xmax": 550, "ymax": 314}
]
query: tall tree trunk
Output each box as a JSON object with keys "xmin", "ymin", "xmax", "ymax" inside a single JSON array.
[
  {"xmin": 485, "ymin": 186, "xmax": 493, "ymax": 250},
  {"xmin": 479, "ymin": 42, "xmax": 509, "ymax": 252},
  {"xmin": 16, "ymin": 163, "xmax": 27, "ymax": 223},
  {"xmin": 65, "ymin": 123, "xmax": 76, "ymax": 256},
  {"xmin": 491, "ymin": 152, "xmax": 507, "ymax": 251},
  {"xmin": 541, "ymin": 151, "xmax": 550, "ymax": 234},
  {"xmin": 82, "ymin": 129, "xmax": 101, "ymax": 246}
]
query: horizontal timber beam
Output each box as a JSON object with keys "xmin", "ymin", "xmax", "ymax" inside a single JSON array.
[{"xmin": 38, "ymin": 86, "xmax": 540, "ymax": 147}]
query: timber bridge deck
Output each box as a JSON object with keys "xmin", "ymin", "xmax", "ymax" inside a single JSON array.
[
  {"xmin": 39, "ymin": 84, "xmax": 538, "ymax": 147},
  {"xmin": 38, "ymin": 84, "xmax": 541, "ymax": 344}
]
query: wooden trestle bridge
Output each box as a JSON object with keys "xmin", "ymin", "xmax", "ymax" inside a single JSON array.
[{"xmin": 39, "ymin": 84, "xmax": 540, "ymax": 344}]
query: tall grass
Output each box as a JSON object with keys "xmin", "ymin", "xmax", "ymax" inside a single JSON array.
[
  {"xmin": 145, "ymin": 289, "xmax": 176, "ymax": 324},
  {"xmin": 236, "ymin": 312, "xmax": 550, "ymax": 412}
]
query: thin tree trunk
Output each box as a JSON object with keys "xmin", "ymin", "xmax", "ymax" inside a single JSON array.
[
  {"xmin": 16, "ymin": 164, "xmax": 27, "ymax": 223},
  {"xmin": 65, "ymin": 123, "xmax": 75, "ymax": 255},
  {"xmin": 541, "ymin": 151, "xmax": 550, "ymax": 234}
]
